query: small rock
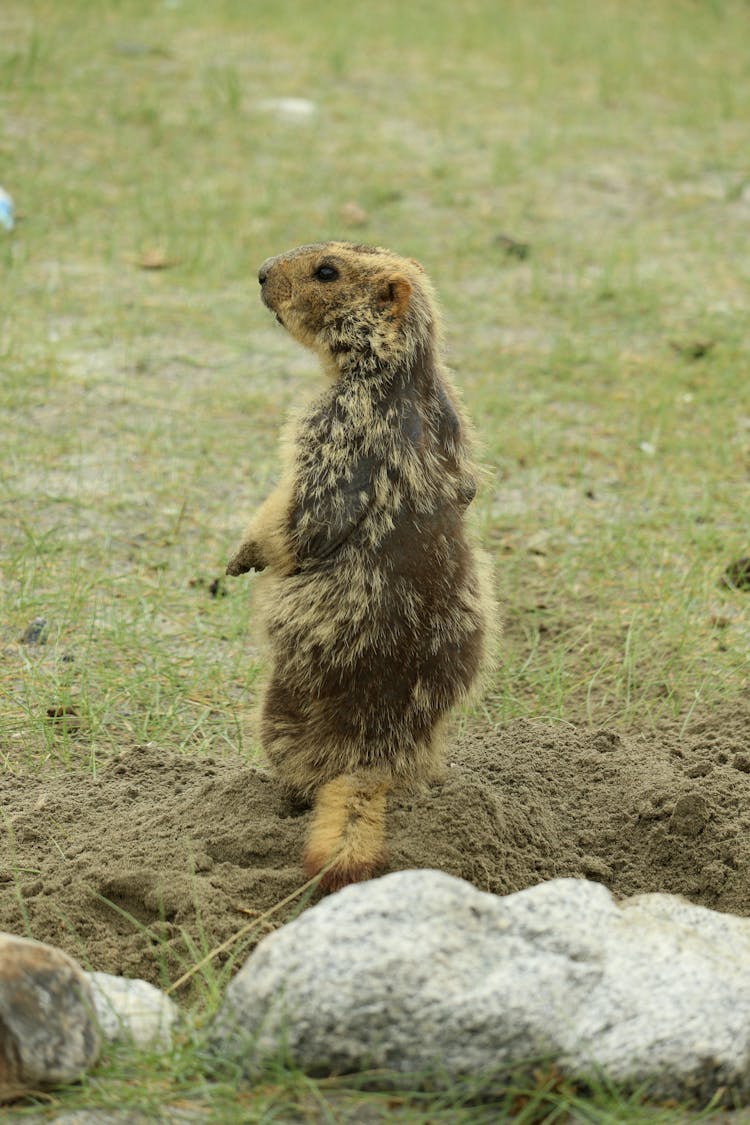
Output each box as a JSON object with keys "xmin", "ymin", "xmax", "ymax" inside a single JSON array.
[
  {"xmin": 0, "ymin": 932, "xmax": 99, "ymax": 1103},
  {"xmin": 87, "ymin": 972, "xmax": 180, "ymax": 1049},
  {"xmin": 256, "ymin": 97, "xmax": 317, "ymax": 122},
  {"xmin": 20, "ymin": 617, "xmax": 47, "ymax": 645}
]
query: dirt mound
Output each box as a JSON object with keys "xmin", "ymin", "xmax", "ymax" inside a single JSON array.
[{"xmin": 2, "ymin": 704, "xmax": 750, "ymax": 988}]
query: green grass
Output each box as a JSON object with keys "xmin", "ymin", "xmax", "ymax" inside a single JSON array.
[
  {"xmin": 1, "ymin": 0, "xmax": 750, "ymax": 1117},
  {"xmin": 4, "ymin": 1045, "xmax": 734, "ymax": 1123}
]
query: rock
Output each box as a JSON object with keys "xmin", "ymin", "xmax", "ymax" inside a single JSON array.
[
  {"xmin": 210, "ymin": 871, "xmax": 750, "ymax": 1104},
  {"xmin": 256, "ymin": 97, "xmax": 317, "ymax": 123},
  {"xmin": 87, "ymin": 972, "xmax": 181, "ymax": 1049},
  {"xmin": 0, "ymin": 932, "xmax": 99, "ymax": 1103},
  {"xmin": 20, "ymin": 617, "xmax": 47, "ymax": 644}
]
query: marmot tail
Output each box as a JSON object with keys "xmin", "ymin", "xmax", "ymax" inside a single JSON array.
[{"xmin": 303, "ymin": 774, "xmax": 390, "ymax": 891}]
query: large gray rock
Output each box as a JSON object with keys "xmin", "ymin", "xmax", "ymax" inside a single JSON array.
[
  {"xmin": 0, "ymin": 932, "xmax": 100, "ymax": 1103},
  {"xmin": 210, "ymin": 871, "xmax": 750, "ymax": 1103},
  {"xmin": 87, "ymin": 972, "xmax": 181, "ymax": 1049}
]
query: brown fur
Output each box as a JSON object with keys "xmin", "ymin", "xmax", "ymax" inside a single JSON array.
[{"xmin": 227, "ymin": 241, "xmax": 496, "ymax": 888}]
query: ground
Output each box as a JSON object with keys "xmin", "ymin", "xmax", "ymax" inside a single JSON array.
[{"xmin": 3, "ymin": 701, "xmax": 750, "ymax": 992}]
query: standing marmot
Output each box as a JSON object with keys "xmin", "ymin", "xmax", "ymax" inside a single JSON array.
[{"xmin": 227, "ymin": 241, "xmax": 495, "ymax": 890}]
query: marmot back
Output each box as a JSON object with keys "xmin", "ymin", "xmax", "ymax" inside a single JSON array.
[{"xmin": 227, "ymin": 241, "xmax": 496, "ymax": 889}]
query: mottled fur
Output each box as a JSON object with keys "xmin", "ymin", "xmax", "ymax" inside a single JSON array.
[{"xmin": 227, "ymin": 241, "xmax": 496, "ymax": 889}]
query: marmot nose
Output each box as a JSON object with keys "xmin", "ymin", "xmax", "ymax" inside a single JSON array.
[{"xmin": 258, "ymin": 256, "xmax": 276, "ymax": 285}]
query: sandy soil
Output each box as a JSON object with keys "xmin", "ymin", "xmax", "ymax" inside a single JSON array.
[{"xmin": 2, "ymin": 702, "xmax": 750, "ymax": 989}]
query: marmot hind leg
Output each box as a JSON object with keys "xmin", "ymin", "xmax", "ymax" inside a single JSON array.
[{"xmin": 304, "ymin": 772, "xmax": 390, "ymax": 891}]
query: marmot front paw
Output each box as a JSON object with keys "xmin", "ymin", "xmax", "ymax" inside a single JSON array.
[{"xmin": 226, "ymin": 542, "xmax": 266, "ymax": 576}]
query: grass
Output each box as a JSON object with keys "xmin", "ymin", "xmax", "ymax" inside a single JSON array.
[
  {"xmin": 5, "ymin": 1041, "xmax": 734, "ymax": 1124},
  {"xmin": 1, "ymin": 0, "xmax": 749, "ymax": 1118}
]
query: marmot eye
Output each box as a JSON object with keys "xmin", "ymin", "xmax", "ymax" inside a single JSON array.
[{"xmin": 314, "ymin": 264, "xmax": 339, "ymax": 282}]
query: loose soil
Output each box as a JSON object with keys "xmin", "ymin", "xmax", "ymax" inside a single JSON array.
[{"xmin": 2, "ymin": 704, "xmax": 750, "ymax": 989}]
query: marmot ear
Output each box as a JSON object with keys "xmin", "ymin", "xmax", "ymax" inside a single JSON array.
[{"xmin": 376, "ymin": 274, "xmax": 412, "ymax": 321}]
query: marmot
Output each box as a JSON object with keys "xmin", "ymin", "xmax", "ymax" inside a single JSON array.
[{"xmin": 227, "ymin": 241, "xmax": 495, "ymax": 890}]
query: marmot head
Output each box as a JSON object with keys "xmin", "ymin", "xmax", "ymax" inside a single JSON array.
[{"xmin": 257, "ymin": 241, "xmax": 440, "ymax": 376}]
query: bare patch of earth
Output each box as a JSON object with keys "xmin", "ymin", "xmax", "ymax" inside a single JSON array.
[{"xmin": 2, "ymin": 703, "xmax": 750, "ymax": 989}]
